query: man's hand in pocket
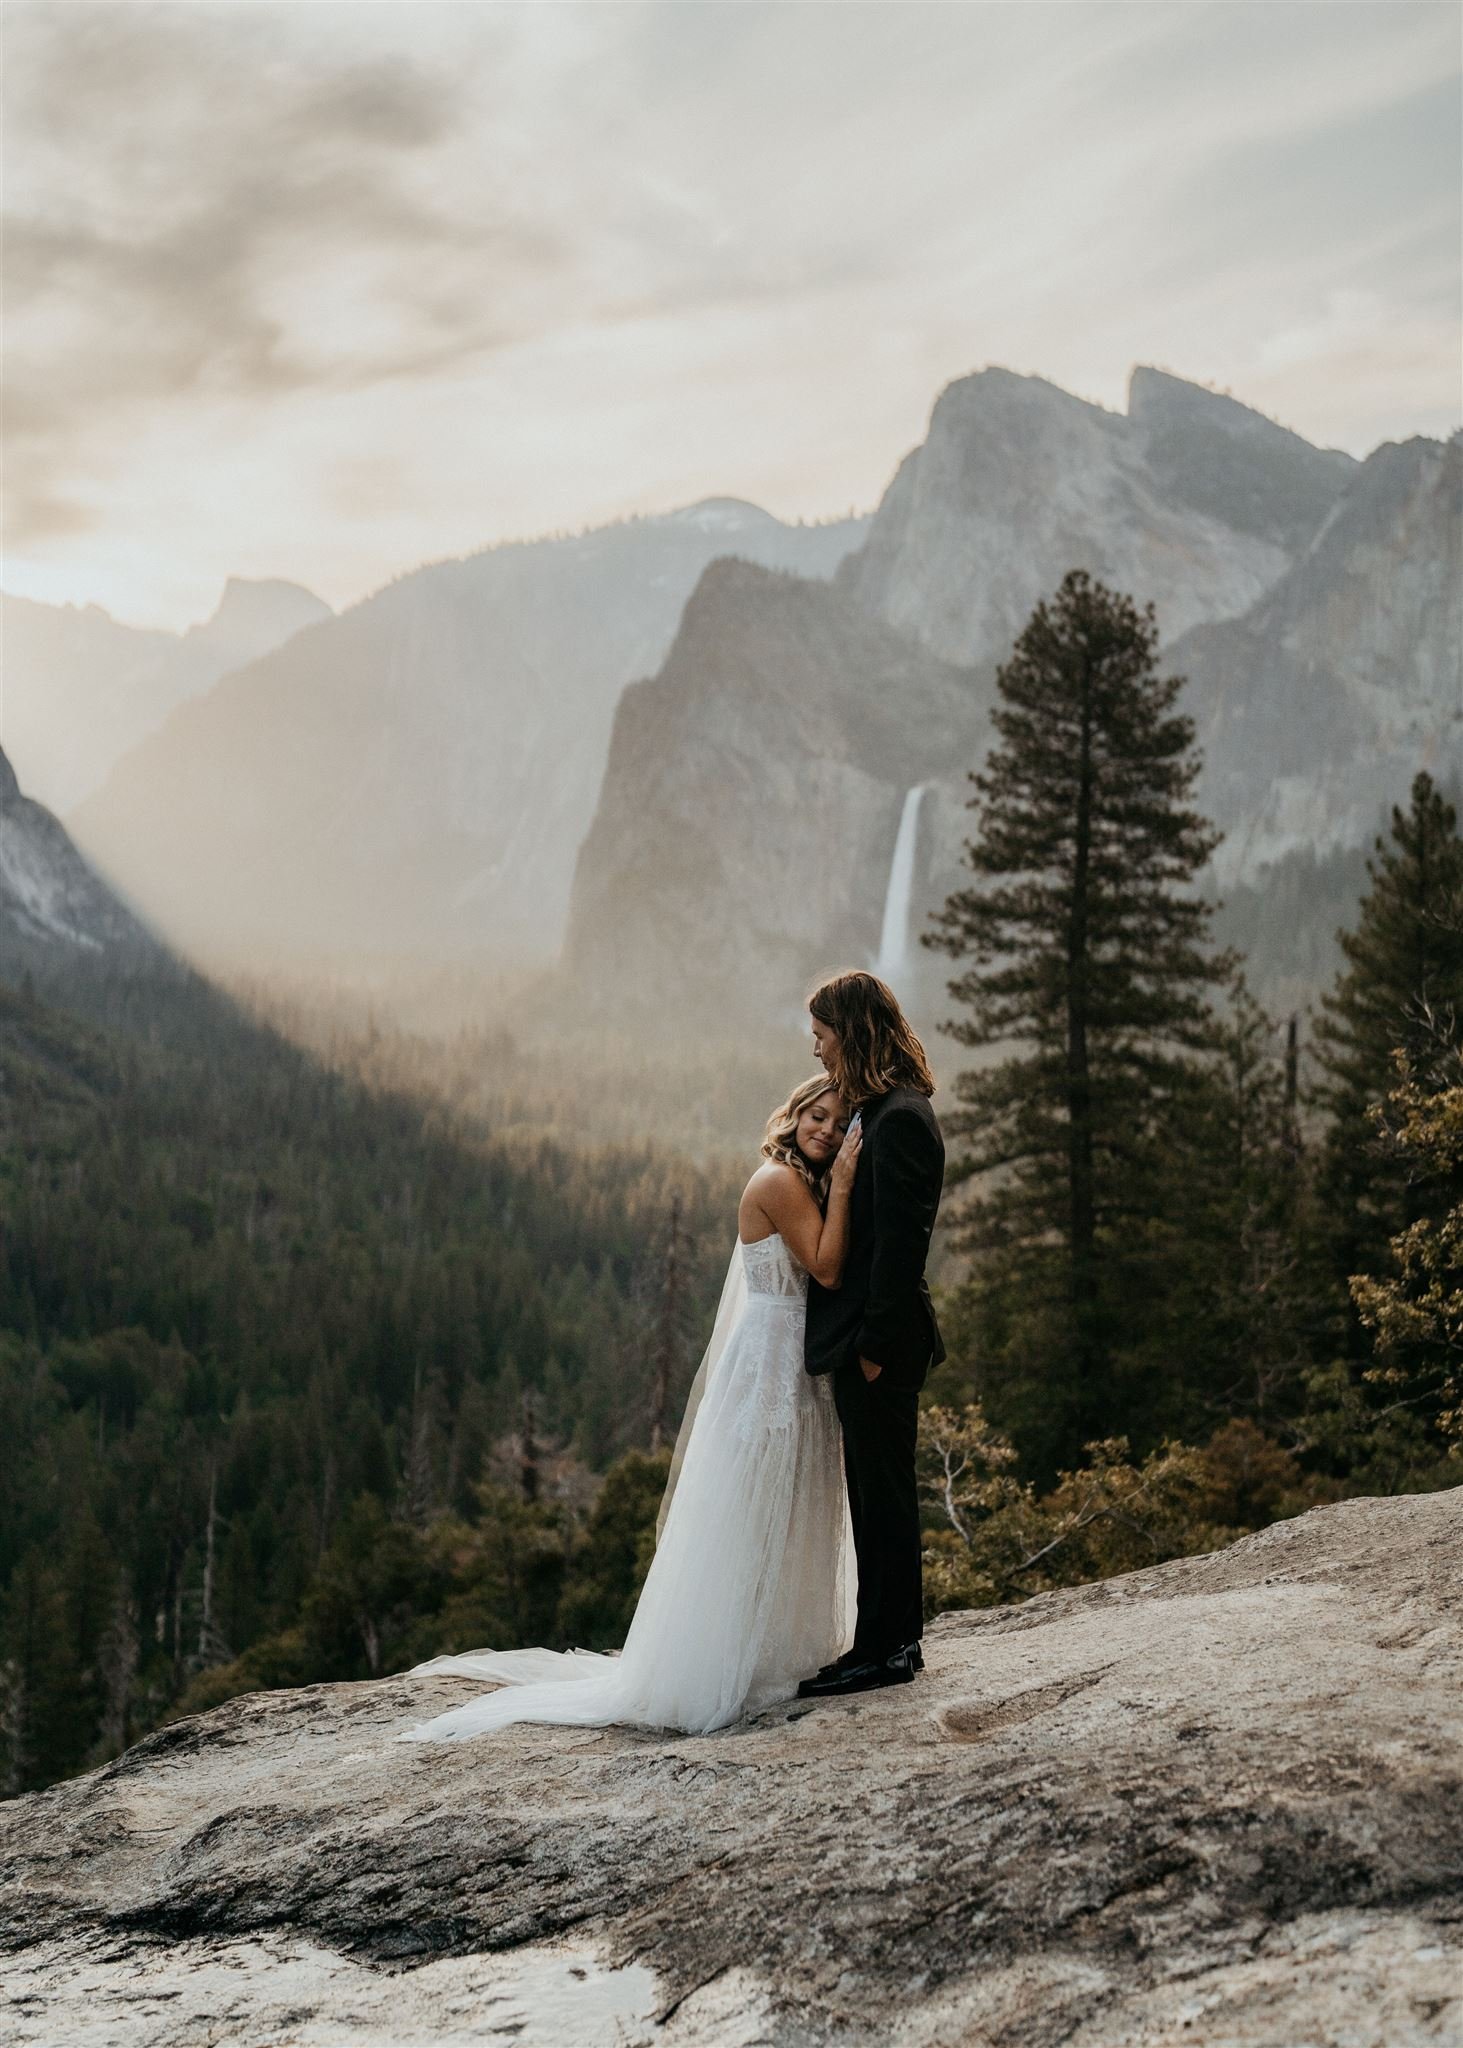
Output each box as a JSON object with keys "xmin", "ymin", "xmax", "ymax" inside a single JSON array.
[{"xmin": 859, "ymin": 1357, "xmax": 882, "ymax": 1383}]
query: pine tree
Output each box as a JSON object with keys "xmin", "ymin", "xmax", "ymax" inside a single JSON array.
[
  {"xmin": 1350, "ymin": 1043, "xmax": 1463, "ymax": 1458},
  {"xmin": 1312, "ymin": 772, "xmax": 1463, "ymax": 1294},
  {"xmin": 1133, "ymin": 975, "xmax": 1316, "ymax": 1436},
  {"xmin": 927, "ymin": 570, "xmax": 1227, "ymax": 1471}
]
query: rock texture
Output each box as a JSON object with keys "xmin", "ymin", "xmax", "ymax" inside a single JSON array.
[
  {"xmin": 1170, "ymin": 432, "xmax": 1463, "ymax": 883},
  {"xmin": 0, "ymin": 745, "xmax": 163, "ymax": 969},
  {"xmin": 566, "ymin": 380, "xmax": 1456, "ymax": 1030},
  {"xmin": 838, "ymin": 365, "xmax": 1355, "ymax": 667},
  {"xmin": 67, "ymin": 502, "xmax": 864, "ymax": 971},
  {"xmin": 563, "ymin": 556, "xmax": 981, "ymax": 1027},
  {"xmin": 4, "ymin": 1487, "xmax": 1459, "ymax": 2047}
]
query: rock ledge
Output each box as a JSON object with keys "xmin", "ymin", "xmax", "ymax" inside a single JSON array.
[{"xmin": 3, "ymin": 1488, "xmax": 1460, "ymax": 2046}]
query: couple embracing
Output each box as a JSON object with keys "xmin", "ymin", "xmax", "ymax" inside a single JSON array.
[{"xmin": 398, "ymin": 969, "xmax": 945, "ymax": 1743}]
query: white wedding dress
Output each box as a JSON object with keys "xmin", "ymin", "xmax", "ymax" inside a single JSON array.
[{"xmin": 395, "ymin": 1231, "xmax": 856, "ymax": 1740}]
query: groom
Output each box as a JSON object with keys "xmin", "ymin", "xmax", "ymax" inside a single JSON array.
[{"xmin": 799, "ymin": 969, "xmax": 945, "ymax": 1698}]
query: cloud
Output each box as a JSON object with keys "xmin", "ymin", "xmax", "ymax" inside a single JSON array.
[
  {"xmin": 3, "ymin": 4, "xmax": 580, "ymax": 538},
  {"xmin": 2, "ymin": 0, "xmax": 1458, "ymax": 620}
]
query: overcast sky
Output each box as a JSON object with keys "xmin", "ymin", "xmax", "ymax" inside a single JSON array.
[{"xmin": 4, "ymin": 0, "xmax": 1459, "ymax": 631}]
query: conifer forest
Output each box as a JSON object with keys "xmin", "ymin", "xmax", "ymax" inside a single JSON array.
[{"xmin": 3, "ymin": 573, "xmax": 1459, "ymax": 1797}]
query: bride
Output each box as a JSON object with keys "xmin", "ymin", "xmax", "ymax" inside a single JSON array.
[{"xmin": 395, "ymin": 1075, "xmax": 862, "ymax": 1742}]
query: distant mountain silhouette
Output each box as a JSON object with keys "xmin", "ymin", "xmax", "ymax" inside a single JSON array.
[
  {"xmin": 68, "ymin": 503, "xmax": 866, "ymax": 971},
  {"xmin": 41, "ymin": 364, "xmax": 1459, "ymax": 1024},
  {"xmin": 3, "ymin": 578, "xmax": 331, "ymax": 812}
]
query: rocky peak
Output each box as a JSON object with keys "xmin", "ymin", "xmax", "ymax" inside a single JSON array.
[
  {"xmin": 188, "ymin": 575, "xmax": 332, "ymax": 645},
  {"xmin": 840, "ymin": 361, "xmax": 1318, "ymax": 666},
  {"xmin": 0, "ymin": 745, "xmax": 162, "ymax": 962},
  {"xmin": 1129, "ymin": 364, "xmax": 1318, "ymax": 447},
  {"xmin": 1163, "ymin": 428, "xmax": 1460, "ymax": 886},
  {"xmin": 1233, "ymin": 431, "xmax": 1460, "ymax": 705},
  {"xmin": 662, "ymin": 497, "xmax": 783, "ymax": 534},
  {"xmin": 563, "ymin": 557, "xmax": 981, "ymax": 1024},
  {"xmin": 1129, "ymin": 366, "xmax": 1358, "ymax": 552},
  {"xmin": 932, "ymin": 360, "xmax": 1116, "ymax": 423}
]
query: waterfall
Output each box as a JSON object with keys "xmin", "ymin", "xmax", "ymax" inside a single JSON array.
[{"xmin": 874, "ymin": 783, "xmax": 930, "ymax": 987}]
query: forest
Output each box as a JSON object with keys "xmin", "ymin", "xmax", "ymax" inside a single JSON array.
[{"xmin": 2, "ymin": 570, "xmax": 1459, "ymax": 1795}]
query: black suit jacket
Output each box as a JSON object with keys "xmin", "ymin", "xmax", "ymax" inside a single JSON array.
[{"xmin": 804, "ymin": 1085, "xmax": 946, "ymax": 1389}]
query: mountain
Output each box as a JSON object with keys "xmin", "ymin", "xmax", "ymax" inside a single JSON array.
[
  {"xmin": 839, "ymin": 364, "xmax": 1357, "ymax": 667},
  {"xmin": 1, "ymin": 578, "xmax": 332, "ymax": 813},
  {"xmin": 1170, "ymin": 432, "xmax": 1463, "ymax": 883},
  {"xmin": 68, "ymin": 503, "xmax": 866, "ymax": 971},
  {"xmin": 564, "ymin": 558, "xmax": 981, "ymax": 1025},
  {"xmin": 5, "ymin": 1486, "xmax": 1458, "ymax": 2045},
  {"xmin": 563, "ymin": 369, "xmax": 1417, "ymax": 1026},
  {"xmin": 0, "ymin": 744, "xmax": 162, "ymax": 968}
]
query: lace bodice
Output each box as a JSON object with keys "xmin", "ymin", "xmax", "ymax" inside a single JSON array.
[{"xmin": 740, "ymin": 1231, "xmax": 808, "ymax": 1300}]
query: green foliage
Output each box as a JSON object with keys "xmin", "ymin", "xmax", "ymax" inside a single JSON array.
[
  {"xmin": 5, "ymin": 679, "xmax": 1458, "ymax": 1798},
  {"xmin": 1112, "ymin": 973, "xmax": 1318, "ymax": 1439},
  {"xmin": 1350, "ymin": 1045, "xmax": 1463, "ymax": 1454},
  {"xmin": 927, "ymin": 570, "xmax": 1230, "ymax": 1469},
  {"xmin": 925, "ymin": 580, "xmax": 1459, "ymax": 1515},
  {"xmin": 556, "ymin": 1449, "xmax": 671, "ymax": 1647},
  {"xmin": 919, "ymin": 1406, "xmax": 1317, "ymax": 1615},
  {"xmin": 1312, "ymin": 772, "xmax": 1463, "ymax": 1288},
  {"xmin": 0, "ymin": 970, "xmax": 736, "ymax": 1789},
  {"xmin": 174, "ymin": 1454, "xmax": 671, "ymax": 1719}
]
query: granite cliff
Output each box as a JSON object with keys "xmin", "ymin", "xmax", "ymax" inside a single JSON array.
[
  {"xmin": 564, "ymin": 557, "xmax": 981, "ymax": 1027},
  {"xmin": 564, "ymin": 378, "xmax": 1455, "ymax": 1028},
  {"xmin": 0, "ymin": 745, "xmax": 162, "ymax": 970},
  {"xmin": 837, "ymin": 364, "xmax": 1356, "ymax": 667},
  {"xmin": 1171, "ymin": 431, "xmax": 1463, "ymax": 882}
]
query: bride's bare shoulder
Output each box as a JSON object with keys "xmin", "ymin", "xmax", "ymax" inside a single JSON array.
[{"xmin": 738, "ymin": 1160, "xmax": 802, "ymax": 1234}]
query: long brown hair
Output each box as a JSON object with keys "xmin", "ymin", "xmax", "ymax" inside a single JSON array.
[
  {"xmin": 761, "ymin": 1074, "xmax": 847, "ymax": 1198},
  {"xmin": 807, "ymin": 970, "xmax": 935, "ymax": 1106}
]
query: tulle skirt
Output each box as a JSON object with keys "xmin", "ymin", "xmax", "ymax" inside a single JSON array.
[{"xmin": 395, "ymin": 1289, "xmax": 855, "ymax": 1739}]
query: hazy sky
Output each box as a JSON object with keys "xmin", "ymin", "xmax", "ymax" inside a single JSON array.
[{"xmin": 4, "ymin": 0, "xmax": 1459, "ymax": 631}]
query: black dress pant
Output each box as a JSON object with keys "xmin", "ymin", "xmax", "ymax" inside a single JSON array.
[{"xmin": 834, "ymin": 1364, "xmax": 923, "ymax": 1656}]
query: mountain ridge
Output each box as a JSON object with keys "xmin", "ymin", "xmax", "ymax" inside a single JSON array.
[
  {"xmin": 2, "ymin": 577, "xmax": 334, "ymax": 814},
  {"xmin": 565, "ymin": 376, "xmax": 1454, "ymax": 1028},
  {"xmin": 66, "ymin": 501, "xmax": 868, "ymax": 970},
  {"xmin": 837, "ymin": 361, "xmax": 1357, "ymax": 669},
  {"xmin": 31, "ymin": 364, "xmax": 1455, "ymax": 1009}
]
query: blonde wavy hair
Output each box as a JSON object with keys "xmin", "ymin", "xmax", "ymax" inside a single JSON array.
[
  {"xmin": 760, "ymin": 1073, "xmax": 848, "ymax": 1200},
  {"xmin": 807, "ymin": 969, "xmax": 935, "ymax": 1106}
]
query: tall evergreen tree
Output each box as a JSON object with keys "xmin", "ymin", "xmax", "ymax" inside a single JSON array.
[
  {"xmin": 1132, "ymin": 975, "xmax": 1315, "ymax": 1436},
  {"xmin": 1312, "ymin": 772, "xmax": 1463, "ymax": 1294},
  {"xmin": 1350, "ymin": 1042, "xmax": 1463, "ymax": 1458},
  {"xmin": 927, "ymin": 570, "xmax": 1227, "ymax": 1470}
]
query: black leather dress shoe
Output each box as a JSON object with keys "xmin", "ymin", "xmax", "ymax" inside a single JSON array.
[
  {"xmin": 812, "ymin": 1647, "xmax": 863, "ymax": 1681},
  {"xmin": 813, "ymin": 1641, "xmax": 924, "ymax": 1682},
  {"xmin": 797, "ymin": 1647, "xmax": 916, "ymax": 1698}
]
